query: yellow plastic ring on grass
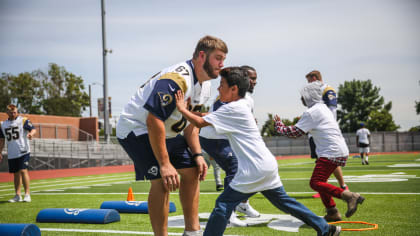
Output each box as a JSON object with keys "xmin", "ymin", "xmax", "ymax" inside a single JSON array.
[{"xmin": 328, "ymin": 221, "xmax": 378, "ymax": 231}]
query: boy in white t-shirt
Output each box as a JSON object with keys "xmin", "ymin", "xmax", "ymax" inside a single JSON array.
[
  {"xmin": 274, "ymin": 81, "xmax": 365, "ymax": 222},
  {"xmin": 356, "ymin": 123, "xmax": 371, "ymax": 165},
  {"xmin": 175, "ymin": 67, "xmax": 340, "ymax": 236}
]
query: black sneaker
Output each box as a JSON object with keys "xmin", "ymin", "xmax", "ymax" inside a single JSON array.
[
  {"xmin": 326, "ymin": 224, "xmax": 341, "ymax": 236},
  {"xmin": 216, "ymin": 185, "xmax": 224, "ymax": 191}
]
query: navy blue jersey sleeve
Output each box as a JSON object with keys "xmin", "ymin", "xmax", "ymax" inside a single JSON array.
[
  {"xmin": 322, "ymin": 89, "xmax": 337, "ymax": 107},
  {"xmin": 212, "ymin": 99, "xmax": 227, "ymax": 111},
  {"xmin": 23, "ymin": 119, "xmax": 35, "ymax": 131},
  {"xmin": 143, "ymin": 79, "xmax": 181, "ymax": 121}
]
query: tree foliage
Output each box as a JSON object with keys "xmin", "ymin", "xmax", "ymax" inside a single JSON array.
[
  {"xmin": 337, "ymin": 79, "xmax": 399, "ymax": 132},
  {"xmin": 0, "ymin": 63, "xmax": 89, "ymax": 116},
  {"xmin": 261, "ymin": 113, "xmax": 300, "ymax": 137}
]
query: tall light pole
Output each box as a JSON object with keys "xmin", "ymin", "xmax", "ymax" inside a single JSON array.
[
  {"xmin": 88, "ymin": 82, "xmax": 103, "ymax": 117},
  {"xmin": 101, "ymin": 0, "xmax": 110, "ymax": 143}
]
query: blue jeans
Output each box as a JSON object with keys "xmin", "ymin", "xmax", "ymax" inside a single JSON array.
[{"xmin": 203, "ymin": 185, "xmax": 330, "ymax": 236}]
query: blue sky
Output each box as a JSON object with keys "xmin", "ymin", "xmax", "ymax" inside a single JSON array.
[{"xmin": 1, "ymin": 0, "xmax": 419, "ymax": 131}]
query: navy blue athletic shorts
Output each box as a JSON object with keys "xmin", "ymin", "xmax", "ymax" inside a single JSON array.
[
  {"xmin": 118, "ymin": 132, "xmax": 196, "ymax": 180},
  {"xmin": 8, "ymin": 153, "xmax": 30, "ymax": 173}
]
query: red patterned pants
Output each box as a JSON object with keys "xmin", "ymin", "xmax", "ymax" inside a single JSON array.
[{"xmin": 310, "ymin": 158, "xmax": 345, "ymax": 209}]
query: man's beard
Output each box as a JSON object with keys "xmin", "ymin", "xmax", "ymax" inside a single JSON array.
[{"xmin": 203, "ymin": 55, "xmax": 218, "ymax": 79}]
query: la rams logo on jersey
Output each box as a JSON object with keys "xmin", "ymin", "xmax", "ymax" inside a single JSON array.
[
  {"xmin": 157, "ymin": 92, "xmax": 173, "ymax": 107},
  {"xmin": 148, "ymin": 166, "xmax": 159, "ymax": 176}
]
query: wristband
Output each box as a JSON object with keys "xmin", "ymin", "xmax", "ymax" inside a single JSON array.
[{"xmin": 192, "ymin": 153, "xmax": 204, "ymax": 159}]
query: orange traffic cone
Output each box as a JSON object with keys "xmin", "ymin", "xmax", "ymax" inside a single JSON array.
[{"xmin": 127, "ymin": 187, "xmax": 135, "ymax": 201}]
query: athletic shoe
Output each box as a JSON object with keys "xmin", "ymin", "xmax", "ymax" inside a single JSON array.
[
  {"xmin": 23, "ymin": 194, "xmax": 31, "ymax": 202},
  {"xmin": 324, "ymin": 207, "xmax": 342, "ymax": 222},
  {"xmin": 312, "ymin": 192, "xmax": 321, "ymax": 198},
  {"xmin": 341, "ymin": 190, "xmax": 365, "ymax": 217},
  {"xmin": 216, "ymin": 185, "xmax": 224, "ymax": 192},
  {"xmin": 327, "ymin": 225, "xmax": 341, "ymax": 236},
  {"xmin": 228, "ymin": 212, "xmax": 247, "ymax": 227},
  {"xmin": 365, "ymin": 160, "xmax": 369, "ymax": 165},
  {"xmin": 182, "ymin": 230, "xmax": 203, "ymax": 236},
  {"xmin": 8, "ymin": 195, "xmax": 22, "ymax": 203},
  {"xmin": 236, "ymin": 201, "xmax": 260, "ymax": 218}
]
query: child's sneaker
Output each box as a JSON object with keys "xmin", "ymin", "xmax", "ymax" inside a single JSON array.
[
  {"xmin": 228, "ymin": 212, "xmax": 247, "ymax": 227},
  {"xmin": 312, "ymin": 192, "xmax": 321, "ymax": 198},
  {"xmin": 23, "ymin": 194, "xmax": 31, "ymax": 202},
  {"xmin": 8, "ymin": 195, "xmax": 22, "ymax": 203},
  {"xmin": 236, "ymin": 201, "xmax": 260, "ymax": 218},
  {"xmin": 327, "ymin": 225, "xmax": 341, "ymax": 236}
]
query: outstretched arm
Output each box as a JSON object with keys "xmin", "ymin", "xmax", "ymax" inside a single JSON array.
[
  {"xmin": 175, "ymin": 91, "xmax": 211, "ymax": 128},
  {"xmin": 274, "ymin": 115, "xmax": 305, "ymax": 138}
]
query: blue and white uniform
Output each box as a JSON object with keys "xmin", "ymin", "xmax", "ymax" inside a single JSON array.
[
  {"xmin": 199, "ymin": 93, "xmax": 254, "ymax": 187},
  {"xmin": 0, "ymin": 116, "xmax": 35, "ymax": 172},
  {"xmin": 117, "ymin": 60, "xmax": 211, "ymax": 180},
  {"xmin": 199, "ymin": 98, "xmax": 238, "ymax": 187}
]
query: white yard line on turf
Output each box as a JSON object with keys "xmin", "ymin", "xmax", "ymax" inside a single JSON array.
[
  {"xmin": 0, "ymin": 174, "xmax": 133, "ymax": 189},
  {"xmin": 40, "ymin": 228, "xmax": 239, "ymax": 236},
  {"xmin": 0, "ymin": 176, "xmax": 134, "ymax": 192},
  {"xmin": 30, "ymin": 191, "xmax": 420, "ymax": 195}
]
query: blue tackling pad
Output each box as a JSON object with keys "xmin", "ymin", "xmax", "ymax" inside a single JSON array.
[
  {"xmin": 36, "ymin": 208, "xmax": 120, "ymax": 224},
  {"xmin": 0, "ymin": 223, "xmax": 41, "ymax": 236},
  {"xmin": 100, "ymin": 201, "xmax": 176, "ymax": 213}
]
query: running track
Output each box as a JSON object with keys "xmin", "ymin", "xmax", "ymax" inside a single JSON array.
[{"xmin": 0, "ymin": 152, "xmax": 418, "ymax": 183}]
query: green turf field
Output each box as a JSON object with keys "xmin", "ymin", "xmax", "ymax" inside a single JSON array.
[{"xmin": 1, "ymin": 153, "xmax": 419, "ymax": 235}]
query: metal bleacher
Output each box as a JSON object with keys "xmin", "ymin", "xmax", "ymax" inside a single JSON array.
[{"xmin": 0, "ymin": 123, "xmax": 131, "ymax": 171}]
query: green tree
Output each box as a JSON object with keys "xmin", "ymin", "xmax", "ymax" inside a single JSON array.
[
  {"xmin": 8, "ymin": 72, "xmax": 44, "ymax": 114},
  {"xmin": 337, "ymin": 79, "xmax": 398, "ymax": 132},
  {"xmin": 261, "ymin": 114, "xmax": 300, "ymax": 137},
  {"xmin": 40, "ymin": 63, "xmax": 89, "ymax": 116},
  {"xmin": 0, "ymin": 73, "xmax": 13, "ymax": 109},
  {"xmin": 366, "ymin": 102, "xmax": 400, "ymax": 131}
]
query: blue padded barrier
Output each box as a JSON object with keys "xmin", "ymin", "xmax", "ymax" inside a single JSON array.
[
  {"xmin": 36, "ymin": 208, "xmax": 120, "ymax": 224},
  {"xmin": 100, "ymin": 201, "xmax": 176, "ymax": 213},
  {"xmin": 0, "ymin": 223, "xmax": 41, "ymax": 236}
]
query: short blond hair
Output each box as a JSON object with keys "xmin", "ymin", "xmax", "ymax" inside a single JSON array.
[
  {"xmin": 192, "ymin": 35, "xmax": 228, "ymax": 59},
  {"xmin": 6, "ymin": 104, "xmax": 17, "ymax": 112},
  {"xmin": 306, "ymin": 70, "xmax": 322, "ymax": 81}
]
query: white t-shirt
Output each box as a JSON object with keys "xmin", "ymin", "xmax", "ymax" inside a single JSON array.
[
  {"xmin": 296, "ymin": 103, "xmax": 349, "ymax": 158},
  {"xmin": 356, "ymin": 128, "xmax": 370, "ymax": 144},
  {"xmin": 203, "ymin": 99, "xmax": 282, "ymax": 193}
]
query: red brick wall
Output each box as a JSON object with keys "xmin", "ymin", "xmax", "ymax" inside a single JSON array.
[{"xmin": 0, "ymin": 113, "xmax": 98, "ymax": 141}]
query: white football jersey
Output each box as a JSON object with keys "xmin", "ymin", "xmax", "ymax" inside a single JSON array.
[
  {"xmin": 117, "ymin": 60, "xmax": 211, "ymax": 139},
  {"xmin": 0, "ymin": 116, "xmax": 33, "ymax": 159}
]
